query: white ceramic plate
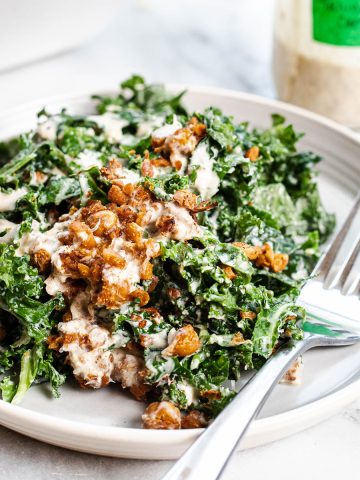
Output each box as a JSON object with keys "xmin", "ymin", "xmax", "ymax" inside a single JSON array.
[{"xmin": 0, "ymin": 87, "xmax": 359, "ymax": 459}]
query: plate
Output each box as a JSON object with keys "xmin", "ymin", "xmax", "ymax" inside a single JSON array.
[{"xmin": 0, "ymin": 87, "xmax": 359, "ymax": 459}]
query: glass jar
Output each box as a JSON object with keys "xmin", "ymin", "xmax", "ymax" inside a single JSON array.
[{"xmin": 273, "ymin": 0, "xmax": 360, "ymax": 128}]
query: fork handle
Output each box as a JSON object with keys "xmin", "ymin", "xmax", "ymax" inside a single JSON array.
[{"xmin": 161, "ymin": 337, "xmax": 316, "ymax": 480}]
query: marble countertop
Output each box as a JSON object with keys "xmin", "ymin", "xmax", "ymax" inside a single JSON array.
[{"xmin": 0, "ymin": 1, "xmax": 359, "ymax": 479}]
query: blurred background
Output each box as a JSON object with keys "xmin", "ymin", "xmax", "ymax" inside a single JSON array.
[
  {"xmin": 0, "ymin": 0, "xmax": 359, "ymax": 125},
  {"xmin": 0, "ymin": 0, "xmax": 275, "ymax": 108}
]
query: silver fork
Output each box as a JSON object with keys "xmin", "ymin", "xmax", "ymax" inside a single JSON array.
[{"xmin": 161, "ymin": 193, "xmax": 360, "ymax": 480}]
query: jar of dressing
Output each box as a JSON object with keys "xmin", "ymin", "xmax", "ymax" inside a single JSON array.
[{"xmin": 273, "ymin": 0, "xmax": 360, "ymax": 128}]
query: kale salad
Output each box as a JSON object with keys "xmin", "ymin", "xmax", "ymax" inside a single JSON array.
[{"xmin": 0, "ymin": 76, "xmax": 334, "ymax": 429}]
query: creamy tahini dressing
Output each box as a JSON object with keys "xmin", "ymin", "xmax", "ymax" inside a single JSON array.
[
  {"xmin": 177, "ymin": 381, "xmax": 198, "ymax": 406},
  {"xmin": 0, "ymin": 187, "xmax": 27, "ymax": 212},
  {"xmin": 190, "ymin": 142, "xmax": 220, "ymax": 199},
  {"xmin": 144, "ymin": 330, "xmax": 169, "ymax": 350},
  {"xmin": 37, "ymin": 118, "xmax": 58, "ymax": 140},
  {"xmin": 16, "ymin": 218, "xmax": 70, "ymax": 257},
  {"xmin": 113, "ymin": 166, "xmax": 141, "ymax": 184},
  {"xmin": 163, "ymin": 202, "xmax": 202, "ymax": 241},
  {"xmin": 145, "ymin": 352, "xmax": 176, "ymax": 380},
  {"xmin": 103, "ymin": 258, "xmax": 141, "ymax": 288},
  {"xmin": 136, "ymin": 116, "xmax": 164, "ymax": 137},
  {"xmin": 57, "ymin": 318, "xmax": 115, "ymax": 388},
  {"xmin": 88, "ymin": 113, "xmax": 129, "ymax": 143},
  {"xmin": 0, "ymin": 219, "xmax": 18, "ymax": 244},
  {"xmin": 152, "ymin": 116, "xmax": 182, "ymax": 138},
  {"xmin": 140, "ymin": 200, "xmax": 202, "ymax": 242},
  {"xmin": 45, "ymin": 273, "xmax": 69, "ymax": 296},
  {"xmin": 29, "ymin": 171, "xmax": 49, "ymax": 187},
  {"xmin": 75, "ymin": 150, "xmax": 103, "ymax": 170}
]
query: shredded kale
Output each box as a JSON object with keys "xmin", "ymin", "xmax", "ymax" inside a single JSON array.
[
  {"xmin": 0, "ymin": 76, "xmax": 334, "ymax": 420},
  {"xmin": 0, "ymin": 245, "xmax": 65, "ymax": 402}
]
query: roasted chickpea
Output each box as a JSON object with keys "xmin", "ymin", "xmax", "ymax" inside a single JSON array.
[
  {"xmin": 142, "ymin": 401, "xmax": 181, "ymax": 430},
  {"xmin": 32, "ymin": 248, "xmax": 51, "ymax": 273},
  {"xmin": 272, "ymin": 252, "xmax": 289, "ymax": 273},
  {"xmin": 130, "ymin": 288, "xmax": 150, "ymax": 306},
  {"xmin": 245, "ymin": 146, "xmax": 260, "ymax": 161},
  {"xmin": 222, "ymin": 265, "xmax": 236, "ymax": 280},
  {"xmin": 140, "ymin": 261, "xmax": 153, "ymax": 281},
  {"xmin": 125, "ymin": 222, "xmax": 143, "ymax": 244},
  {"xmin": 68, "ymin": 221, "xmax": 96, "ymax": 249},
  {"xmin": 233, "ymin": 242, "xmax": 262, "ymax": 261},
  {"xmin": 173, "ymin": 189, "xmax": 197, "ymax": 210},
  {"xmin": 181, "ymin": 410, "xmax": 207, "ymax": 429},
  {"xmin": 108, "ymin": 184, "xmax": 128, "ymax": 205},
  {"xmin": 86, "ymin": 210, "xmax": 119, "ymax": 237},
  {"xmin": 162, "ymin": 324, "xmax": 201, "ymax": 357}
]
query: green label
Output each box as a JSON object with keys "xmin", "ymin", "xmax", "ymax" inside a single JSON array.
[{"xmin": 313, "ymin": 0, "xmax": 360, "ymax": 46}]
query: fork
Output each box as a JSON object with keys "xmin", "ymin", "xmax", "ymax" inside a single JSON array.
[{"xmin": 161, "ymin": 193, "xmax": 360, "ymax": 480}]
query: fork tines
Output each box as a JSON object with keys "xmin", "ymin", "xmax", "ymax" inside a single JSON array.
[{"xmin": 315, "ymin": 193, "xmax": 360, "ymax": 296}]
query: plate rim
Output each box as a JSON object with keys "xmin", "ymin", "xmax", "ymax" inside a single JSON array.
[
  {"xmin": 1, "ymin": 373, "xmax": 359, "ymax": 438},
  {"xmin": 0, "ymin": 84, "xmax": 359, "ymax": 143},
  {"xmin": 0, "ymin": 85, "xmax": 359, "ymax": 458}
]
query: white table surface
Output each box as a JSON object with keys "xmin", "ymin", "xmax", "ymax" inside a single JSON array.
[{"xmin": 0, "ymin": 1, "xmax": 359, "ymax": 479}]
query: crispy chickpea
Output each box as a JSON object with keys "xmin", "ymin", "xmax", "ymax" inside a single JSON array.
[
  {"xmin": 130, "ymin": 288, "xmax": 150, "ymax": 306},
  {"xmin": 199, "ymin": 389, "xmax": 222, "ymax": 400},
  {"xmin": 188, "ymin": 117, "xmax": 207, "ymax": 138},
  {"xmin": 162, "ymin": 324, "xmax": 201, "ymax": 357},
  {"xmin": 168, "ymin": 287, "xmax": 181, "ymax": 299},
  {"xmin": 143, "ymin": 238, "xmax": 161, "ymax": 258},
  {"xmin": 69, "ymin": 221, "xmax": 96, "ymax": 249},
  {"xmin": 141, "ymin": 159, "xmax": 154, "ymax": 178},
  {"xmin": 116, "ymin": 205, "xmax": 137, "ymax": 222},
  {"xmin": 133, "ymin": 186, "xmax": 151, "ymax": 203},
  {"xmin": 148, "ymin": 275, "xmax": 159, "ymax": 292},
  {"xmin": 123, "ymin": 183, "xmax": 135, "ymax": 196},
  {"xmin": 255, "ymin": 243, "xmax": 274, "ymax": 269},
  {"xmin": 108, "ymin": 184, "xmax": 128, "ymax": 205},
  {"xmin": 142, "ymin": 401, "xmax": 181, "ymax": 430},
  {"xmin": 32, "ymin": 248, "xmax": 51, "ymax": 273},
  {"xmin": 47, "ymin": 335, "xmax": 62, "ymax": 350},
  {"xmin": 245, "ymin": 146, "xmax": 260, "ymax": 161},
  {"xmin": 140, "ymin": 261, "xmax": 153, "ymax": 281},
  {"xmin": 181, "ymin": 410, "xmax": 207, "ymax": 429},
  {"xmin": 156, "ymin": 215, "xmax": 175, "ymax": 234},
  {"xmin": 151, "ymin": 158, "xmax": 171, "ymax": 167},
  {"xmin": 240, "ymin": 311, "xmax": 257, "ymax": 320},
  {"xmin": 231, "ymin": 332, "xmax": 246, "ymax": 346},
  {"xmin": 102, "ymin": 249, "xmax": 127, "ymax": 268},
  {"xmin": 96, "ymin": 282, "xmax": 129, "ymax": 308},
  {"xmin": 77, "ymin": 262, "xmax": 91, "ymax": 277},
  {"xmin": 62, "ymin": 311, "xmax": 73, "ymax": 322},
  {"xmin": 222, "ymin": 265, "xmax": 236, "ymax": 280},
  {"xmin": 272, "ymin": 252, "xmax": 289, "ymax": 273},
  {"xmin": 173, "ymin": 189, "xmax": 197, "ymax": 210},
  {"xmin": 86, "ymin": 210, "xmax": 119, "ymax": 237},
  {"xmin": 282, "ymin": 358, "xmax": 302, "ymax": 384},
  {"xmin": 130, "ymin": 382, "xmax": 152, "ymax": 401},
  {"xmin": 255, "ymin": 243, "xmax": 289, "ymax": 273},
  {"xmin": 80, "ymin": 200, "xmax": 105, "ymax": 219},
  {"xmin": 233, "ymin": 242, "xmax": 262, "ymax": 261},
  {"xmin": 125, "ymin": 222, "xmax": 143, "ymax": 244}
]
